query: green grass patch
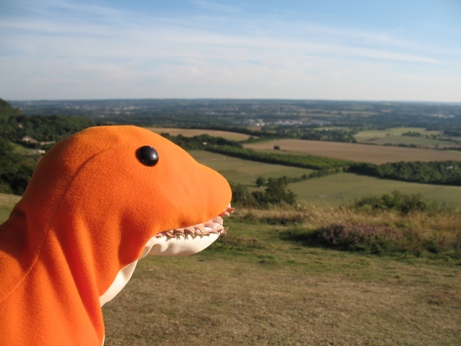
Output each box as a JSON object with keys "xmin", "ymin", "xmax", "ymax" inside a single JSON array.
[
  {"xmin": 0, "ymin": 193, "xmax": 20, "ymax": 222},
  {"xmin": 355, "ymin": 127, "xmax": 441, "ymax": 140},
  {"xmin": 190, "ymin": 150, "xmax": 315, "ymax": 186},
  {"xmin": 289, "ymin": 172, "xmax": 461, "ymax": 208}
]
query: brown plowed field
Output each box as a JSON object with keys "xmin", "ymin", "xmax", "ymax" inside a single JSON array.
[
  {"xmin": 246, "ymin": 139, "xmax": 461, "ymax": 164},
  {"xmin": 148, "ymin": 127, "xmax": 250, "ymax": 141}
]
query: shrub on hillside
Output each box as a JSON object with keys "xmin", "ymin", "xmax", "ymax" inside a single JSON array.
[
  {"xmin": 316, "ymin": 222, "xmax": 404, "ymax": 254},
  {"xmin": 230, "ymin": 178, "xmax": 297, "ymax": 208},
  {"xmin": 352, "ymin": 190, "xmax": 444, "ymax": 214},
  {"xmin": 281, "ymin": 221, "xmax": 461, "ymax": 258}
]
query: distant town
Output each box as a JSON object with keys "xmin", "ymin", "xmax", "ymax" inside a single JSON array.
[{"xmin": 9, "ymin": 99, "xmax": 461, "ymax": 132}]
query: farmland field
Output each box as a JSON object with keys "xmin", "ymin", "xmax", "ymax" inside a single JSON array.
[
  {"xmin": 245, "ymin": 139, "xmax": 461, "ymax": 164},
  {"xmin": 2, "ymin": 151, "xmax": 460, "ymax": 223},
  {"xmin": 189, "ymin": 151, "xmax": 461, "ymax": 208},
  {"xmin": 354, "ymin": 127, "xmax": 461, "ymax": 149},
  {"xmin": 365, "ymin": 135, "xmax": 456, "ymax": 148},
  {"xmin": 147, "ymin": 127, "xmax": 251, "ymax": 141},
  {"xmin": 189, "ymin": 150, "xmax": 315, "ymax": 186},
  {"xmin": 354, "ymin": 127, "xmax": 441, "ymax": 141}
]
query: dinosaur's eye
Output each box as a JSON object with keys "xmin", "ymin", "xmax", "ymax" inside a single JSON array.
[{"xmin": 136, "ymin": 146, "xmax": 159, "ymax": 166}]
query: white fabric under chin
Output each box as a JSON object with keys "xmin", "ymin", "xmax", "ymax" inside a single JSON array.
[{"xmin": 99, "ymin": 233, "xmax": 220, "ymax": 306}]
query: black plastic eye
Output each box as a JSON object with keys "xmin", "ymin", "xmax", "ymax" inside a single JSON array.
[{"xmin": 136, "ymin": 146, "xmax": 159, "ymax": 166}]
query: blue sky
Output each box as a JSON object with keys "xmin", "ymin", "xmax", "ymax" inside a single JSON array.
[{"xmin": 1, "ymin": 0, "xmax": 460, "ymax": 102}]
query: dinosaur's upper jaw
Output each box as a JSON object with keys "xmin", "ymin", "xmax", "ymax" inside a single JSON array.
[{"xmin": 148, "ymin": 205, "xmax": 234, "ymax": 257}]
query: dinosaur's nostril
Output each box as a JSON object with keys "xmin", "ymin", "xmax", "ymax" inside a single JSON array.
[{"xmin": 136, "ymin": 146, "xmax": 159, "ymax": 166}]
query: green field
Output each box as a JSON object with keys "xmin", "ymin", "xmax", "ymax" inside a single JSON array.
[
  {"xmin": 354, "ymin": 127, "xmax": 461, "ymax": 149},
  {"xmin": 290, "ymin": 172, "xmax": 461, "ymax": 208},
  {"xmin": 354, "ymin": 127, "xmax": 441, "ymax": 141},
  {"xmin": 190, "ymin": 150, "xmax": 315, "ymax": 186}
]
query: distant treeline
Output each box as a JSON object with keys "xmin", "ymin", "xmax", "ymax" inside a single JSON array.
[
  {"xmin": 2, "ymin": 95, "xmax": 461, "ymax": 195},
  {"xmin": 160, "ymin": 133, "xmax": 242, "ymax": 150},
  {"xmin": 348, "ymin": 161, "xmax": 461, "ymax": 186},
  {"xmin": 0, "ymin": 98, "xmax": 97, "ymax": 194},
  {"xmin": 1, "ymin": 114, "xmax": 96, "ymax": 144},
  {"xmin": 190, "ymin": 125, "xmax": 357, "ymax": 143}
]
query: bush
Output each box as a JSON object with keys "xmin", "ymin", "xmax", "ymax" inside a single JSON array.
[
  {"xmin": 352, "ymin": 190, "xmax": 443, "ymax": 214},
  {"xmin": 316, "ymin": 222, "xmax": 404, "ymax": 254},
  {"xmin": 230, "ymin": 178, "xmax": 297, "ymax": 208},
  {"xmin": 230, "ymin": 183, "xmax": 257, "ymax": 207},
  {"xmin": 280, "ymin": 221, "xmax": 461, "ymax": 259}
]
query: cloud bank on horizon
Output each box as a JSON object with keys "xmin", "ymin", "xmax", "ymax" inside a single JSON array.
[{"xmin": 0, "ymin": 0, "xmax": 460, "ymax": 102}]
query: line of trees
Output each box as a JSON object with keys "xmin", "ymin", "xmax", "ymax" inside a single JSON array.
[
  {"xmin": 348, "ymin": 161, "xmax": 461, "ymax": 186},
  {"xmin": 205, "ymin": 145, "xmax": 351, "ymax": 170},
  {"xmin": 255, "ymin": 169, "xmax": 343, "ymax": 187},
  {"xmin": 160, "ymin": 133, "xmax": 242, "ymax": 150}
]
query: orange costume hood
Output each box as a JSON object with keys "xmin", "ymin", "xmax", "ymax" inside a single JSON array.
[{"xmin": 0, "ymin": 126, "xmax": 232, "ymax": 345}]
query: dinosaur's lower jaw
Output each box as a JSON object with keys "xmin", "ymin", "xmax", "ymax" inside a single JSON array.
[
  {"xmin": 148, "ymin": 206, "xmax": 234, "ymax": 257},
  {"xmin": 99, "ymin": 206, "xmax": 234, "ymax": 306}
]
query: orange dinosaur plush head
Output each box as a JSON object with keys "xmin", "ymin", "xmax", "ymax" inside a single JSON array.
[{"xmin": 0, "ymin": 125, "xmax": 232, "ymax": 345}]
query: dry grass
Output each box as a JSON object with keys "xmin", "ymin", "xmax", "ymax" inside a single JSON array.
[
  {"xmin": 241, "ymin": 203, "xmax": 461, "ymax": 238},
  {"xmin": 103, "ymin": 207, "xmax": 461, "ymax": 346},
  {"xmin": 103, "ymin": 254, "xmax": 461, "ymax": 346},
  {"xmin": 0, "ymin": 193, "xmax": 20, "ymax": 222},
  {"xmin": 239, "ymin": 204, "xmax": 461, "ymax": 256},
  {"xmin": 245, "ymin": 139, "xmax": 461, "ymax": 164}
]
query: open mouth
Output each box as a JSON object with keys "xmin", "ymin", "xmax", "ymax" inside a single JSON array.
[
  {"xmin": 155, "ymin": 206, "xmax": 234, "ymax": 239},
  {"xmin": 148, "ymin": 205, "xmax": 234, "ymax": 257}
]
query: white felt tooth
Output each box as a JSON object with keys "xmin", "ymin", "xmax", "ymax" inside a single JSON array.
[{"xmin": 156, "ymin": 206, "xmax": 233, "ymax": 239}]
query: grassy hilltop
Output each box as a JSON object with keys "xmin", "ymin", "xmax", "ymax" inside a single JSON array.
[{"xmin": 101, "ymin": 205, "xmax": 461, "ymax": 346}]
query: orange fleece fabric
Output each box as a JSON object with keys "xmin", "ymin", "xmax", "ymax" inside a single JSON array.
[{"xmin": 0, "ymin": 126, "xmax": 232, "ymax": 345}]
